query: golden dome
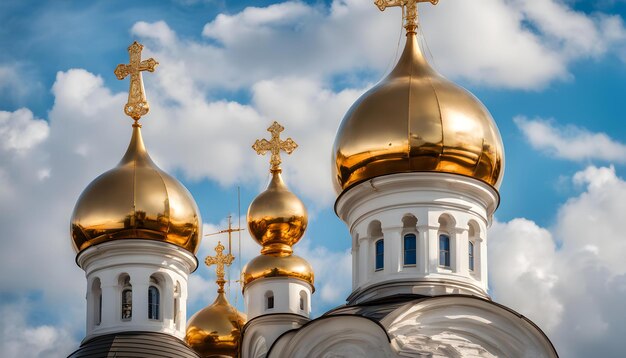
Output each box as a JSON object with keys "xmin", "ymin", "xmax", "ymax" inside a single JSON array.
[
  {"xmin": 247, "ymin": 171, "xmax": 307, "ymax": 257},
  {"xmin": 241, "ymin": 254, "xmax": 314, "ymax": 288},
  {"xmin": 71, "ymin": 124, "xmax": 201, "ymax": 253},
  {"xmin": 185, "ymin": 292, "xmax": 246, "ymax": 358},
  {"xmin": 332, "ymin": 31, "xmax": 504, "ymax": 194}
]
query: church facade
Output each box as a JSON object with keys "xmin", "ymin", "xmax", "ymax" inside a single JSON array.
[{"xmin": 67, "ymin": 1, "xmax": 558, "ymax": 357}]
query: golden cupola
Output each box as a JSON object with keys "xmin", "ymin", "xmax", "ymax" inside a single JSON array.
[
  {"xmin": 332, "ymin": 0, "xmax": 504, "ymax": 195},
  {"xmin": 186, "ymin": 241, "xmax": 246, "ymax": 357},
  {"xmin": 241, "ymin": 122, "xmax": 314, "ymax": 289},
  {"xmin": 70, "ymin": 41, "xmax": 201, "ymax": 254}
]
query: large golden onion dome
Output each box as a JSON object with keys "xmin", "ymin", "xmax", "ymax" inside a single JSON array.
[
  {"xmin": 71, "ymin": 41, "xmax": 200, "ymax": 254},
  {"xmin": 242, "ymin": 121, "xmax": 314, "ymax": 290},
  {"xmin": 71, "ymin": 125, "xmax": 201, "ymax": 253},
  {"xmin": 186, "ymin": 241, "xmax": 246, "ymax": 357},
  {"xmin": 332, "ymin": 11, "xmax": 504, "ymax": 194}
]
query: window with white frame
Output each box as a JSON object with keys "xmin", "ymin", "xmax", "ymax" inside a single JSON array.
[
  {"xmin": 439, "ymin": 234, "xmax": 450, "ymax": 267},
  {"xmin": 403, "ymin": 233, "xmax": 417, "ymax": 266},
  {"xmin": 375, "ymin": 239, "xmax": 384, "ymax": 271}
]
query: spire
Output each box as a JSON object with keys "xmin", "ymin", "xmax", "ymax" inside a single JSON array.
[
  {"xmin": 375, "ymin": 0, "xmax": 439, "ymax": 33},
  {"xmin": 252, "ymin": 121, "xmax": 298, "ymax": 173},
  {"xmin": 114, "ymin": 41, "xmax": 159, "ymax": 124}
]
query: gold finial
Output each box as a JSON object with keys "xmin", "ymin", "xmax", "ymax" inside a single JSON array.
[
  {"xmin": 375, "ymin": 0, "xmax": 439, "ymax": 33},
  {"xmin": 252, "ymin": 121, "xmax": 298, "ymax": 173},
  {"xmin": 205, "ymin": 241, "xmax": 235, "ymax": 293},
  {"xmin": 114, "ymin": 41, "xmax": 159, "ymax": 124}
]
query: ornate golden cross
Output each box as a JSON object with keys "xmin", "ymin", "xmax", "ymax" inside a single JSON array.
[
  {"xmin": 253, "ymin": 121, "xmax": 298, "ymax": 172},
  {"xmin": 205, "ymin": 241, "xmax": 235, "ymax": 293},
  {"xmin": 374, "ymin": 0, "xmax": 439, "ymax": 33},
  {"xmin": 114, "ymin": 41, "xmax": 159, "ymax": 122}
]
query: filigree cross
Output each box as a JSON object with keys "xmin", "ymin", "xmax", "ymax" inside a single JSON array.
[
  {"xmin": 374, "ymin": 0, "xmax": 439, "ymax": 33},
  {"xmin": 252, "ymin": 121, "xmax": 298, "ymax": 173},
  {"xmin": 205, "ymin": 241, "xmax": 235, "ymax": 293},
  {"xmin": 114, "ymin": 41, "xmax": 159, "ymax": 122}
]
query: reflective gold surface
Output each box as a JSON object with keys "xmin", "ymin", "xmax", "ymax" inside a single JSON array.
[
  {"xmin": 332, "ymin": 30, "xmax": 504, "ymax": 194},
  {"xmin": 252, "ymin": 121, "xmax": 298, "ymax": 173},
  {"xmin": 114, "ymin": 41, "xmax": 158, "ymax": 121},
  {"xmin": 185, "ymin": 292, "xmax": 246, "ymax": 358},
  {"xmin": 241, "ymin": 254, "xmax": 314, "ymax": 288},
  {"xmin": 205, "ymin": 241, "xmax": 235, "ymax": 293},
  {"xmin": 247, "ymin": 171, "xmax": 307, "ymax": 256},
  {"xmin": 375, "ymin": 0, "xmax": 439, "ymax": 33},
  {"xmin": 71, "ymin": 125, "xmax": 201, "ymax": 253}
]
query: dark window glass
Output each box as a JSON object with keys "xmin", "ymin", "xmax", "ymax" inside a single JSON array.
[
  {"xmin": 439, "ymin": 234, "xmax": 450, "ymax": 267},
  {"xmin": 469, "ymin": 241, "xmax": 475, "ymax": 271},
  {"xmin": 97, "ymin": 294, "xmax": 102, "ymax": 325},
  {"xmin": 267, "ymin": 295, "xmax": 274, "ymax": 309},
  {"xmin": 148, "ymin": 286, "xmax": 160, "ymax": 320},
  {"xmin": 300, "ymin": 296, "xmax": 304, "ymax": 310},
  {"xmin": 122, "ymin": 288, "xmax": 132, "ymax": 320},
  {"xmin": 375, "ymin": 239, "xmax": 384, "ymax": 270},
  {"xmin": 404, "ymin": 234, "xmax": 417, "ymax": 266}
]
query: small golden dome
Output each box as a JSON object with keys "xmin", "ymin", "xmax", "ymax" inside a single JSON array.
[
  {"xmin": 185, "ymin": 292, "xmax": 246, "ymax": 358},
  {"xmin": 71, "ymin": 125, "xmax": 201, "ymax": 253},
  {"xmin": 241, "ymin": 254, "xmax": 314, "ymax": 289},
  {"xmin": 332, "ymin": 31, "xmax": 504, "ymax": 194},
  {"xmin": 247, "ymin": 171, "xmax": 308, "ymax": 257}
]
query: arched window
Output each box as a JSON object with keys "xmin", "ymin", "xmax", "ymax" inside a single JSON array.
[
  {"xmin": 403, "ymin": 234, "xmax": 417, "ymax": 266},
  {"xmin": 120, "ymin": 275, "xmax": 132, "ymax": 320},
  {"xmin": 265, "ymin": 291, "xmax": 274, "ymax": 310},
  {"xmin": 469, "ymin": 241, "xmax": 475, "ymax": 271},
  {"xmin": 91, "ymin": 278, "xmax": 102, "ymax": 326},
  {"xmin": 375, "ymin": 239, "xmax": 384, "ymax": 271},
  {"xmin": 299, "ymin": 290, "xmax": 307, "ymax": 312},
  {"xmin": 439, "ymin": 234, "xmax": 450, "ymax": 267},
  {"xmin": 174, "ymin": 281, "xmax": 181, "ymax": 327},
  {"xmin": 148, "ymin": 285, "xmax": 160, "ymax": 320}
]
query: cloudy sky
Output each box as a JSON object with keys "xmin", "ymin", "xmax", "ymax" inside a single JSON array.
[{"xmin": 1, "ymin": 0, "xmax": 626, "ymax": 356}]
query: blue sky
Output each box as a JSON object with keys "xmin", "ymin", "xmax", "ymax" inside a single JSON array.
[{"xmin": 1, "ymin": 0, "xmax": 626, "ymax": 356}]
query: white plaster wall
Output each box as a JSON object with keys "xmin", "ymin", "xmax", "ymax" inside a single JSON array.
[
  {"xmin": 336, "ymin": 173, "xmax": 498, "ymax": 303},
  {"xmin": 77, "ymin": 240, "xmax": 197, "ymax": 341},
  {"xmin": 244, "ymin": 277, "xmax": 312, "ymax": 320}
]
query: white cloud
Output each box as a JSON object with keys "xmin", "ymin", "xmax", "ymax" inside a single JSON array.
[
  {"xmin": 514, "ymin": 116, "xmax": 626, "ymax": 162},
  {"xmin": 490, "ymin": 165, "xmax": 626, "ymax": 357},
  {"xmin": 131, "ymin": 0, "xmax": 626, "ymax": 91},
  {"xmin": 0, "ymin": 300, "xmax": 78, "ymax": 358},
  {"xmin": 0, "ymin": 108, "xmax": 49, "ymax": 153}
]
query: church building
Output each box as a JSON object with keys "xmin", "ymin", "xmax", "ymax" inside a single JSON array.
[{"xmin": 67, "ymin": 1, "xmax": 559, "ymax": 357}]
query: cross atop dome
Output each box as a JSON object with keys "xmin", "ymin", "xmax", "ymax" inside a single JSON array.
[
  {"xmin": 252, "ymin": 121, "xmax": 298, "ymax": 173},
  {"xmin": 114, "ymin": 41, "xmax": 159, "ymax": 123},
  {"xmin": 205, "ymin": 241, "xmax": 235, "ymax": 294},
  {"xmin": 375, "ymin": 0, "xmax": 439, "ymax": 33}
]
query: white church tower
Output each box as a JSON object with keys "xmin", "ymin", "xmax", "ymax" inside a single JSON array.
[
  {"xmin": 240, "ymin": 122, "xmax": 315, "ymax": 358},
  {"xmin": 68, "ymin": 42, "xmax": 201, "ymax": 357},
  {"xmin": 332, "ymin": 0, "xmax": 501, "ymax": 304}
]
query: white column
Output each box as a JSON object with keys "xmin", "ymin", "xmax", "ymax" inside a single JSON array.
[
  {"xmin": 100, "ymin": 273, "xmax": 118, "ymax": 327},
  {"xmin": 417, "ymin": 224, "xmax": 429, "ymax": 274},
  {"xmin": 382, "ymin": 226, "xmax": 401, "ymax": 274},
  {"xmin": 358, "ymin": 235, "xmax": 370, "ymax": 286}
]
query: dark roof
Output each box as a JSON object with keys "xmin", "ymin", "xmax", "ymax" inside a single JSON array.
[{"xmin": 67, "ymin": 331, "xmax": 201, "ymax": 358}]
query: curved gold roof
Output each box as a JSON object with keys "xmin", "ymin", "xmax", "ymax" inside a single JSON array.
[
  {"xmin": 332, "ymin": 31, "xmax": 504, "ymax": 194},
  {"xmin": 247, "ymin": 171, "xmax": 308, "ymax": 257},
  {"xmin": 71, "ymin": 125, "xmax": 201, "ymax": 254},
  {"xmin": 185, "ymin": 292, "xmax": 246, "ymax": 358},
  {"xmin": 241, "ymin": 254, "xmax": 314, "ymax": 289}
]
